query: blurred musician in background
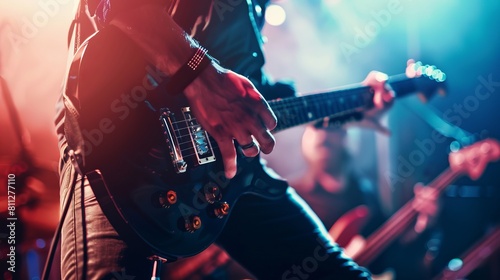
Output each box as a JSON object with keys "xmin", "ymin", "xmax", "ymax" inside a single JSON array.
[{"xmin": 292, "ymin": 122, "xmax": 442, "ymax": 279}]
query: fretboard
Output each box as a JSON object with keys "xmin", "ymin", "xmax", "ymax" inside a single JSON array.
[{"xmin": 269, "ymin": 74, "xmax": 433, "ymax": 132}]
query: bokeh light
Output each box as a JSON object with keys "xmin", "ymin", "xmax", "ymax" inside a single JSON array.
[{"xmin": 265, "ymin": 4, "xmax": 286, "ymax": 26}]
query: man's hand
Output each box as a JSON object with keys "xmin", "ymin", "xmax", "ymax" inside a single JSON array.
[
  {"xmin": 354, "ymin": 71, "xmax": 395, "ymax": 134},
  {"xmin": 319, "ymin": 71, "xmax": 394, "ymax": 134},
  {"xmin": 184, "ymin": 64, "xmax": 277, "ymax": 179},
  {"xmin": 412, "ymin": 183, "xmax": 439, "ymax": 233}
]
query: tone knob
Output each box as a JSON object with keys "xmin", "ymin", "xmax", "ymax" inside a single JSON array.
[
  {"xmin": 158, "ymin": 190, "xmax": 177, "ymax": 208},
  {"xmin": 213, "ymin": 202, "xmax": 230, "ymax": 219},
  {"xmin": 185, "ymin": 215, "xmax": 202, "ymax": 232},
  {"xmin": 204, "ymin": 182, "xmax": 222, "ymax": 203}
]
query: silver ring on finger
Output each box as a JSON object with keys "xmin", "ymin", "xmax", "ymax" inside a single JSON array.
[{"xmin": 240, "ymin": 142, "xmax": 256, "ymax": 150}]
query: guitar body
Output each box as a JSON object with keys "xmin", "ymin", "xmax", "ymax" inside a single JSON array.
[
  {"xmin": 86, "ymin": 150, "xmax": 287, "ymax": 260},
  {"xmin": 329, "ymin": 205, "xmax": 371, "ymax": 248},
  {"xmin": 70, "ymin": 26, "xmax": 287, "ymax": 260}
]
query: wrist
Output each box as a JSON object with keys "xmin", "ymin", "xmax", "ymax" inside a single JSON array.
[
  {"xmin": 165, "ymin": 46, "xmax": 213, "ymax": 95},
  {"xmin": 184, "ymin": 60, "xmax": 228, "ymax": 98}
]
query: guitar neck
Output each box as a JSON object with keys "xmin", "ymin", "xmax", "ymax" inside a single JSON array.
[
  {"xmin": 354, "ymin": 167, "xmax": 462, "ymax": 267},
  {"xmin": 269, "ymin": 74, "xmax": 426, "ymax": 132}
]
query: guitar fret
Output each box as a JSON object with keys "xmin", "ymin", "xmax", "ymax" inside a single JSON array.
[
  {"xmin": 304, "ymin": 98, "xmax": 314, "ymax": 121},
  {"xmin": 301, "ymin": 107, "xmax": 309, "ymax": 123},
  {"xmin": 313, "ymin": 103, "xmax": 319, "ymax": 121},
  {"xmin": 291, "ymin": 106, "xmax": 299, "ymax": 125},
  {"xmin": 320, "ymin": 97, "xmax": 328, "ymax": 118},
  {"xmin": 268, "ymin": 74, "xmax": 445, "ymax": 132},
  {"xmin": 348, "ymin": 96, "xmax": 355, "ymax": 109},
  {"xmin": 307, "ymin": 111, "xmax": 313, "ymax": 120},
  {"xmin": 325, "ymin": 99, "xmax": 332, "ymax": 116},
  {"xmin": 311, "ymin": 97, "xmax": 319, "ymax": 120}
]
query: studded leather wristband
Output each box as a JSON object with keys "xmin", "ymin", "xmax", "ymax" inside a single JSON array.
[{"xmin": 165, "ymin": 46, "xmax": 212, "ymax": 95}]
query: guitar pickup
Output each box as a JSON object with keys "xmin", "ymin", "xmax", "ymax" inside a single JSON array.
[
  {"xmin": 182, "ymin": 107, "xmax": 216, "ymax": 165},
  {"xmin": 159, "ymin": 109, "xmax": 187, "ymax": 173}
]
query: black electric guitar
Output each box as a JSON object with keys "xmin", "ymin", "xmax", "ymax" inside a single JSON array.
[{"xmin": 73, "ymin": 29, "xmax": 447, "ymax": 261}]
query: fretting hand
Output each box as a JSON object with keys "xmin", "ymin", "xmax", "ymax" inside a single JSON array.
[
  {"xmin": 317, "ymin": 71, "xmax": 395, "ymax": 134},
  {"xmin": 349, "ymin": 71, "xmax": 395, "ymax": 134},
  {"xmin": 412, "ymin": 183, "xmax": 439, "ymax": 233}
]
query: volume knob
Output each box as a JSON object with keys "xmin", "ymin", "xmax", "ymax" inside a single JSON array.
[
  {"xmin": 158, "ymin": 190, "xmax": 177, "ymax": 208},
  {"xmin": 185, "ymin": 215, "xmax": 202, "ymax": 232},
  {"xmin": 204, "ymin": 182, "xmax": 222, "ymax": 203},
  {"xmin": 213, "ymin": 202, "xmax": 230, "ymax": 219}
]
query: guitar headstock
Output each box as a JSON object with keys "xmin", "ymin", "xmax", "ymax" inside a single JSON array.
[
  {"xmin": 449, "ymin": 138, "xmax": 500, "ymax": 180},
  {"xmin": 404, "ymin": 59, "xmax": 447, "ymax": 102}
]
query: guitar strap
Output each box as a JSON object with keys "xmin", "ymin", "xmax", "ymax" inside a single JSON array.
[
  {"xmin": 58, "ymin": 0, "xmax": 99, "ymax": 174},
  {"xmin": 62, "ymin": 42, "xmax": 91, "ymax": 175},
  {"xmin": 42, "ymin": 3, "xmax": 98, "ymax": 278}
]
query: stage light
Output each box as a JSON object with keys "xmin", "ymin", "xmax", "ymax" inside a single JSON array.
[
  {"xmin": 36, "ymin": 238, "xmax": 46, "ymax": 249},
  {"xmin": 265, "ymin": 4, "xmax": 286, "ymax": 26},
  {"xmin": 447, "ymin": 258, "xmax": 463, "ymax": 271},
  {"xmin": 450, "ymin": 141, "xmax": 461, "ymax": 153}
]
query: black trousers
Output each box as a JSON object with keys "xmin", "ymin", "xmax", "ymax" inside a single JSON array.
[{"xmin": 59, "ymin": 159, "xmax": 371, "ymax": 280}]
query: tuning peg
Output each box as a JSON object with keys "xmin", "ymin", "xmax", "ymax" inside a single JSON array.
[
  {"xmin": 449, "ymin": 138, "xmax": 500, "ymax": 180},
  {"xmin": 406, "ymin": 59, "xmax": 446, "ymax": 83}
]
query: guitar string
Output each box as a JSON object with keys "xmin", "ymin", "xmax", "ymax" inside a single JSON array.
[
  {"xmin": 268, "ymin": 96, "xmax": 356, "ymax": 114},
  {"xmin": 169, "ymin": 109, "xmax": 362, "ymax": 158},
  {"xmin": 165, "ymin": 138, "xmax": 220, "ymax": 159},
  {"xmin": 165, "ymin": 89, "xmax": 372, "ymax": 129},
  {"xmin": 166, "ymin": 75, "xmax": 433, "ymax": 127},
  {"xmin": 160, "ymin": 77, "xmax": 440, "ymax": 161},
  {"xmin": 163, "ymin": 90, "xmax": 372, "ymax": 156},
  {"xmin": 160, "ymin": 77, "xmax": 441, "ymax": 161},
  {"xmin": 185, "ymin": 91, "xmax": 365, "ymax": 130},
  {"xmin": 356, "ymin": 169, "xmax": 459, "ymax": 265},
  {"xmin": 270, "ymin": 92, "xmax": 370, "ymax": 118},
  {"xmin": 164, "ymin": 89, "xmax": 371, "ymax": 127},
  {"xmin": 168, "ymin": 102, "xmax": 367, "ymax": 153},
  {"xmin": 167, "ymin": 93, "xmax": 368, "ymax": 130}
]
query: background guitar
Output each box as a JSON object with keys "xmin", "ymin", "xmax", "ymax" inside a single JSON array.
[{"xmin": 329, "ymin": 138, "xmax": 500, "ymax": 278}]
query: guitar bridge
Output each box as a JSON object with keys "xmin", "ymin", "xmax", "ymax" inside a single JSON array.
[
  {"xmin": 182, "ymin": 107, "xmax": 216, "ymax": 165},
  {"xmin": 160, "ymin": 109, "xmax": 187, "ymax": 173}
]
